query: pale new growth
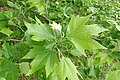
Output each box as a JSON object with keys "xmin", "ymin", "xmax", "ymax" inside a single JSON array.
[{"xmin": 50, "ymin": 21, "xmax": 62, "ymax": 32}]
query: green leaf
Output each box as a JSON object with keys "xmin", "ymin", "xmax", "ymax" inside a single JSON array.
[
  {"xmin": 22, "ymin": 46, "xmax": 45, "ymax": 59},
  {"xmin": 106, "ymin": 70, "xmax": 120, "ymax": 80},
  {"xmin": 0, "ymin": 77, "xmax": 6, "ymax": 80},
  {"xmin": 27, "ymin": 0, "xmax": 45, "ymax": 14},
  {"xmin": 22, "ymin": 46, "xmax": 58, "ymax": 77},
  {"xmin": 53, "ymin": 57, "xmax": 81, "ymax": 80},
  {"xmin": 0, "ymin": 53, "xmax": 2, "ymax": 59},
  {"xmin": 45, "ymin": 52, "xmax": 58, "ymax": 77},
  {"xmin": 24, "ymin": 20, "xmax": 54, "ymax": 41},
  {"xmin": 107, "ymin": 20, "xmax": 120, "ymax": 31},
  {"xmin": 89, "ymin": 65, "xmax": 95, "ymax": 77},
  {"xmin": 0, "ymin": 43, "xmax": 12, "ymax": 58},
  {"xmin": 67, "ymin": 15, "xmax": 106, "ymax": 56},
  {"xmin": 112, "ymin": 51, "xmax": 120, "ymax": 59},
  {"xmin": 19, "ymin": 62, "xmax": 30, "ymax": 75},
  {"xmin": 0, "ymin": 12, "xmax": 8, "ymax": 29},
  {"xmin": 0, "ymin": 43, "xmax": 18, "ymax": 59},
  {"xmin": 85, "ymin": 24, "xmax": 107, "ymax": 35},
  {"xmin": 7, "ymin": 1, "xmax": 18, "ymax": 9},
  {"xmin": 116, "ymin": 25, "xmax": 120, "ymax": 31},
  {"xmin": 0, "ymin": 59, "xmax": 19, "ymax": 80},
  {"xmin": 0, "ymin": 28, "xmax": 13, "ymax": 36},
  {"xmin": 112, "ymin": 62, "xmax": 120, "ymax": 70},
  {"xmin": 94, "ymin": 52, "xmax": 112, "ymax": 65},
  {"xmin": 71, "ymin": 48, "xmax": 82, "ymax": 56}
]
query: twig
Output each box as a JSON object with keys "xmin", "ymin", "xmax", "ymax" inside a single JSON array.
[
  {"xmin": 16, "ymin": 25, "xmax": 25, "ymax": 33},
  {"xmin": 30, "ymin": 10, "xmax": 52, "ymax": 23},
  {"xmin": 44, "ymin": 0, "xmax": 48, "ymax": 17},
  {"xmin": 0, "ymin": 39, "xmax": 22, "ymax": 42},
  {"xmin": 57, "ymin": 47, "xmax": 63, "ymax": 60},
  {"xmin": 8, "ymin": 39, "xmax": 22, "ymax": 41}
]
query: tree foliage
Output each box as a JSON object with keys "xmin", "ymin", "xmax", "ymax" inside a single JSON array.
[{"xmin": 0, "ymin": 0, "xmax": 120, "ymax": 80}]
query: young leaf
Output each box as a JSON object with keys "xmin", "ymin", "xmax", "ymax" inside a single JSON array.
[
  {"xmin": 50, "ymin": 21, "xmax": 62, "ymax": 32},
  {"xmin": 24, "ymin": 20, "xmax": 54, "ymax": 41},
  {"xmin": 67, "ymin": 15, "xmax": 106, "ymax": 56}
]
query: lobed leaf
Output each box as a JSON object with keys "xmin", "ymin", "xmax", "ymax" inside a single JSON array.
[
  {"xmin": 24, "ymin": 20, "xmax": 54, "ymax": 41},
  {"xmin": 67, "ymin": 15, "xmax": 106, "ymax": 56},
  {"xmin": 52, "ymin": 57, "xmax": 81, "ymax": 80},
  {"xmin": 0, "ymin": 59, "xmax": 19, "ymax": 80},
  {"xmin": 22, "ymin": 46, "xmax": 58, "ymax": 77},
  {"xmin": 0, "ymin": 28, "xmax": 13, "ymax": 36}
]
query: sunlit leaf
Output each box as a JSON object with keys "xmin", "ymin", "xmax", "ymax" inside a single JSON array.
[
  {"xmin": 50, "ymin": 21, "xmax": 62, "ymax": 32},
  {"xmin": 67, "ymin": 15, "xmax": 106, "ymax": 56},
  {"xmin": 53, "ymin": 57, "xmax": 81, "ymax": 80},
  {"xmin": 19, "ymin": 62, "xmax": 30, "ymax": 75},
  {"xmin": 24, "ymin": 20, "xmax": 54, "ymax": 41},
  {"xmin": 106, "ymin": 70, "xmax": 120, "ymax": 80},
  {"xmin": 107, "ymin": 20, "xmax": 120, "ymax": 31},
  {"xmin": 22, "ymin": 46, "xmax": 58, "ymax": 77},
  {"xmin": 27, "ymin": 0, "xmax": 45, "ymax": 14},
  {"xmin": 0, "ymin": 28, "xmax": 13, "ymax": 36}
]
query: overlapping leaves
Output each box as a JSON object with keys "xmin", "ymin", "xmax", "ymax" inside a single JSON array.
[
  {"xmin": 22, "ymin": 46, "xmax": 58, "ymax": 77},
  {"xmin": 23, "ymin": 17, "xmax": 81, "ymax": 79},
  {"xmin": 52, "ymin": 57, "xmax": 81, "ymax": 80},
  {"xmin": 23, "ymin": 14, "xmax": 107, "ymax": 79}
]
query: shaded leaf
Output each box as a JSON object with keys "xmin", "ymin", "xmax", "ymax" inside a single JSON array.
[
  {"xmin": 0, "ymin": 43, "xmax": 17, "ymax": 59},
  {"xmin": 112, "ymin": 51, "xmax": 120, "ymax": 59},
  {"xmin": 0, "ymin": 59, "xmax": 19, "ymax": 80},
  {"xmin": 0, "ymin": 12, "xmax": 8, "ymax": 29}
]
